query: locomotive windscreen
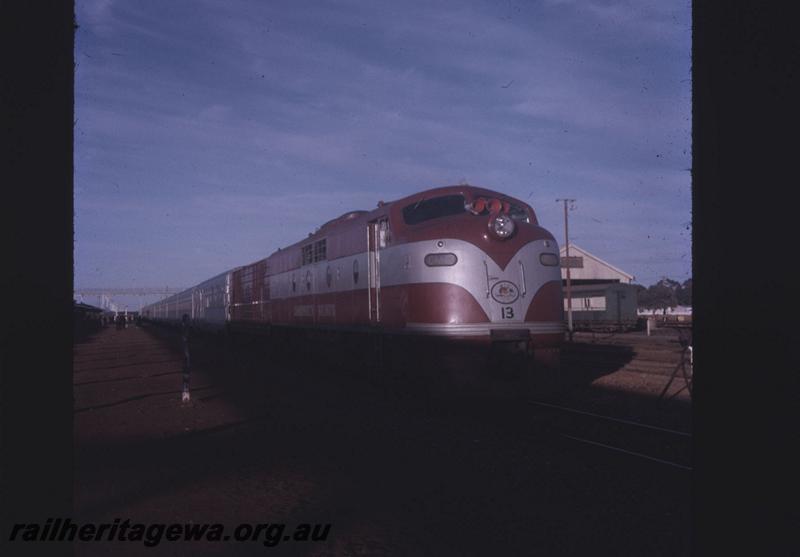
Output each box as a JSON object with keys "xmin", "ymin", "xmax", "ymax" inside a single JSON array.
[
  {"xmin": 507, "ymin": 204, "xmax": 531, "ymax": 223},
  {"xmin": 402, "ymin": 195, "xmax": 466, "ymax": 225}
]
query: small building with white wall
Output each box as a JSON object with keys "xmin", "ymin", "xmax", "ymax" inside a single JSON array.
[
  {"xmin": 559, "ymin": 243, "xmax": 634, "ymax": 285},
  {"xmin": 558, "ymin": 244, "xmax": 639, "ymax": 330}
]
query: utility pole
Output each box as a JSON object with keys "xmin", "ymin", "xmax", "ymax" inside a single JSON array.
[{"xmin": 557, "ymin": 198, "xmax": 576, "ymax": 342}]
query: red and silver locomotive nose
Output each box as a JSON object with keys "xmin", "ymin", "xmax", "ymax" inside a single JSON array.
[{"xmin": 489, "ymin": 213, "xmax": 516, "ymax": 239}]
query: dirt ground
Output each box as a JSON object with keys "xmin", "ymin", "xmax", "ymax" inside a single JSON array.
[{"xmin": 73, "ymin": 324, "xmax": 692, "ymax": 556}]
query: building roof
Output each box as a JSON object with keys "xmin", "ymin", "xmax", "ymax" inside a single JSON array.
[
  {"xmin": 73, "ymin": 301, "xmax": 105, "ymax": 313},
  {"xmin": 559, "ymin": 243, "xmax": 635, "ymax": 283}
]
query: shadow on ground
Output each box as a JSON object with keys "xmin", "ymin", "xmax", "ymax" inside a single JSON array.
[{"xmin": 74, "ymin": 323, "xmax": 690, "ymax": 556}]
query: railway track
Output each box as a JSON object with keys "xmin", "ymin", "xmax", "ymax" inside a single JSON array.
[
  {"xmin": 527, "ymin": 399, "xmax": 692, "ymax": 471},
  {"xmin": 79, "ymin": 325, "xmax": 692, "ymax": 473},
  {"xmin": 562, "ymin": 334, "xmax": 692, "ymax": 383}
]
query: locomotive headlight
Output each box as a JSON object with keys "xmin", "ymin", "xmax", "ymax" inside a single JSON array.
[
  {"xmin": 540, "ymin": 253, "xmax": 559, "ymax": 266},
  {"xmin": 425, "ymin": 253, "xmax": 458, "ymax": 266},
  {"xmin": 489, "ymin": 214, "xmax": 516, "ymax": 239}
]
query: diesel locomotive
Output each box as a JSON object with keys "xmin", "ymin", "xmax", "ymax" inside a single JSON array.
[{"xmin": 143, "ymin": 185, "xmax": 565, "ymax": 372}]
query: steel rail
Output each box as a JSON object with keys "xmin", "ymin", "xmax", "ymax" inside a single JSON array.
[
  {"xmin": 529, "ymin": 399, "xmax": 691, "ymax": 437},
  {"xmin": 561, "ymin": 434, "xmax": 692, "ymax": 471}
]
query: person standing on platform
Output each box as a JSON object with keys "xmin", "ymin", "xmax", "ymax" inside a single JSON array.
[{"xmin": 181, "ymin": 314, "xmax": 191, "ymax": 403}]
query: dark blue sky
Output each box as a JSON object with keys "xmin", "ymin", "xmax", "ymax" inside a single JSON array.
[{"xmin": 75, "ymin": 0, "xmax": 691, "ymax": 303}]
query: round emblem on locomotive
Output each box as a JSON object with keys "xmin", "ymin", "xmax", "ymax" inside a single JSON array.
[{"xmin": 490, "ymin": 281, "xmax": 520, "ymax": 304}]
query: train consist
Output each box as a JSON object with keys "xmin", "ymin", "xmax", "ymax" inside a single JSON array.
[{"xmin": 142, "ymin": 185, "xmax": 565, "ymax": 369}]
